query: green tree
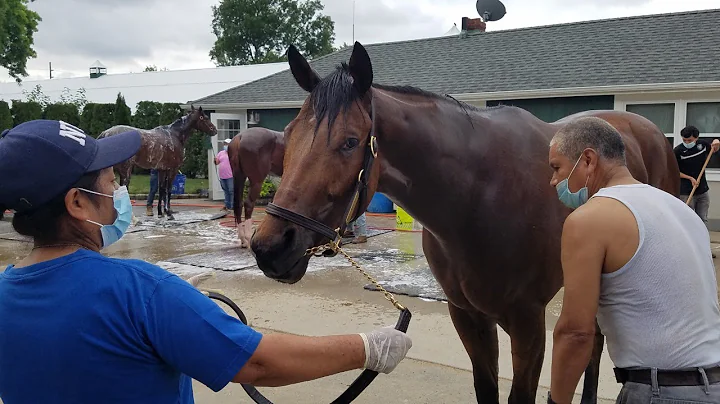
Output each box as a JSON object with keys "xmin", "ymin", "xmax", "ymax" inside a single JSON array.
[
  {"xmin": 10, "ymin": 100, "xmax": 42, "ymax": 126},
  {"xmin": 58, "ymin": 87, "xmax": 88, "ymax": 110},
  {"xmin": 44, "ymin": 103, "xmax": 80, "ymax": 127},
  {"xmin": 91, "ymin": 104, "xmax": 115, "ymax": 136},
  {"xmin": 0, "ymin": 0, "xmax": 41, "ymax": 82},
  {"xmin": 159, "ymin": 103, "xmax": 182, "ymax": 125},
  {"xmin": 144, "ymin": 65, "xmax": 158, "ymax": 72},
  {"xmin": 113, "ymin": 93, "xmax": 132, "ymax": 126},
  {"xmin": 80, "ymin": 103, "xmax": 96, "ymax": 134},
  {"xmin": 132, "ymin": 101, "xmax": 162, "ymax": 129},
  {"xmin": 0, "ymin": 101, "xmax": 12, "ymax": 131},
  {"xmin": 22, "ymin": 84, "xmax": 50, "ymax": 108},
  {"xmin": 209, "ymin": 0, "xmax": 335, "ymax": 66},
  {"xmin": 180, "ymin": 133, "xmax": 209, "ymax": 178},
  {"xmin": 80, "ymin": 103, "xmax": 114, "ymax": 137}
]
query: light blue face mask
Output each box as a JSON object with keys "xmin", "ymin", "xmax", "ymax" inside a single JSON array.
[
  {"xmin": 223, "ymin": 145, "xmax": 228, "ymax": 151},
  {"xmin": 683, "ymin": 141, "xmax": 696, "ymax": 149},
  {"xmin": 555, "ymin": 155, "xmax": 590, "ymax": 210},
  {"xmin": 80, "ymin": 186, "xmax": 133, "ymax": 248}
]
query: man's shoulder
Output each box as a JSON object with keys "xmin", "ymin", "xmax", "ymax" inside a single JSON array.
[
  {"xmin": 79, "ymin": 250, "xmax": 174, "ymax": 283},
  {"xmin": 565, "ymin": 196, "xmax": 632, "ymax": 234}
]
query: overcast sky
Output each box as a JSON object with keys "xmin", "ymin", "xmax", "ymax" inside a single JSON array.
[{"xmin": 0, "ymin": 0, "xmax": 717, "ymax": 82}]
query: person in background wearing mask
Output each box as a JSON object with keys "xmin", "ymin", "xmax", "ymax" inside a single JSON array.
[
  {"xmin": 214, "ymin": 138, "xmax": 234, "ymax": 212},
  {"xmin": 546, "ymin": 117, "xmax": 720, "ymax": 404},
  {"xmin": 674, "ymin": 125, "xmax": 720, "ymax": 257},
  {"xmin": 0, "ymin": 120, "xmax": 412, "ymax": 404}
]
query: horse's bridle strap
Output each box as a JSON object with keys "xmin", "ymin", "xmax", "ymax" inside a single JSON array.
[{"xmin": 265, "ymin": 203, "xmax": 339, "ymax": 241}]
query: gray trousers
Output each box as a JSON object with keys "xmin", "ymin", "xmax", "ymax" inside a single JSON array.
[
  {"xmin": 616, "ymin": 368, "xmax": 720, "ymax": 403},
  {"xmin": 681, "ymin": 191, "xmax": 710, "ymax": 223}
]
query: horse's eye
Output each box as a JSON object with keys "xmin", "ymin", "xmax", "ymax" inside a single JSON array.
[{"xmin": 343, "ymin": 138, "xmax": 359, "ymax": 150}]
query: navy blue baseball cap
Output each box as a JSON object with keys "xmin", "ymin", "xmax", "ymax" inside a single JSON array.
[{"xmin": 0, "ymin": 120, "xmax": 141, "ymax": 212}]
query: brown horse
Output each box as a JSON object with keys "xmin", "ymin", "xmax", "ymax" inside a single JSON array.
[
  {"xmin": 99, "ymin": 106, "xmax": 217, "ymax": 219},
  {"xmin": 226, "ymin": 127, "xmax": 284, "ymax": 248},
  {"xmin": 250, "ymin": 43, "xmax": 679, "ymax": 403}
]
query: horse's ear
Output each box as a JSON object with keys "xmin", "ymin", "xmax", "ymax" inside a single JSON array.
[
  {"xmin": 190, "ymin": 104, "xmax": 195, "ymax": 112},
  {"xmin": 349, "ymin": 42, "xmax": 373, "ymax": 96},
  {"xmin": 287, "ymin": 45, "xmax": 320, "ymax": 93},
  {"xmin": 198, "ymin": 106, "xmax": 203, "ymax": 113}
]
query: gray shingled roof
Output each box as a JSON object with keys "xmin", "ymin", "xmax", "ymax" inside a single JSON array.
[{"xmin": 192, "ymin": 9, "xmax": 720, "ymax": 106}]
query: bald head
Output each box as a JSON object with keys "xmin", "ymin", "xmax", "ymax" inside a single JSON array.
[{"xmin": 550, "ymin": 117, "xmax": 626, "ymax": 165}]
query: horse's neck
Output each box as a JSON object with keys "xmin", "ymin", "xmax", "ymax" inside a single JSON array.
[
  {"xmin": 374, "ymin": 90, "xmax": 489, "ymax": 236},
  {"xmin": 166, "ymin": 117, "xmax": 193, "ymax": 144}
]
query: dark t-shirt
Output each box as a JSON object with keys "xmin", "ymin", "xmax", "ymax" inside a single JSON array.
[{"xmin": 674, "ymin": 139, "xmax": 711, "ymax": 196}]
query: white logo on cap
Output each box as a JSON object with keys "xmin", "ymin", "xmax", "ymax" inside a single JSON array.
[{"xmin": 58, "ymin": 121, "xmax": 86, "ymax": 146}]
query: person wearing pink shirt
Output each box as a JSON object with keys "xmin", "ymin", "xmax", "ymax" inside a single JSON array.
[{"xmin": 214, "ymin": 138, "xmax": 234, "ymax": 211}]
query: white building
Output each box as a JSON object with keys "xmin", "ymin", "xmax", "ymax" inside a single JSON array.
[{"xmin": 0, "ymin": 61, "xmax": 288, "ymax": 113}]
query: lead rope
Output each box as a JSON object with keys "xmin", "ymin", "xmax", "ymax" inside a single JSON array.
[{"xmin": 307, "ymin": 241, "xmax": 406, "ymax": 311}]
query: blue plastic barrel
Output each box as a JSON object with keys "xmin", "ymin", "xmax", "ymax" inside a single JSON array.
[
  {"xmin": 367, "ymin": 193, "xmax": 394, "ymax": 213},
  {"xmin": 171, "ymin": 174, "xmax": 186, "ymax": 195}
]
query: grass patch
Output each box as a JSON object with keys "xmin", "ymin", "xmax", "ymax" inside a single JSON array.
[{"xmin": 118, "ymin": 174, "xmax": 209, "ymax": 195}]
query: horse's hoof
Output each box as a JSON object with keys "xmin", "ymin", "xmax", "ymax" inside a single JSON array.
[{"xmin": 167, "ymin": 215, "xmax": 175, "ymax": 221}]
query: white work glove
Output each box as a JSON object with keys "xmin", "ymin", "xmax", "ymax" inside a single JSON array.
[{"xmin": 358, "ymin": 327, "xmax": 412, "ymax": 374}]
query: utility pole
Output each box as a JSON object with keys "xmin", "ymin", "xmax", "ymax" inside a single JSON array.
[
  {"xmin": 49, "ymin": 62, "xmax": 54, "ymax": 79},
  {"xmin": 352, "ymin": 0, "xmax": 355, "ymax": 43}
]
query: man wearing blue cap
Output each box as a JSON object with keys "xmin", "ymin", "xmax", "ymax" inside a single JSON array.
[{"xmin": 0, "ymin": 120, "xmax": 412, "ymax": 403}]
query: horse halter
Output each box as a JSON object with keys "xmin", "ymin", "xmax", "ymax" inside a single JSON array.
[{"xmin": 265, "ymin": 97, "xmax": 379, "ymax": 258}]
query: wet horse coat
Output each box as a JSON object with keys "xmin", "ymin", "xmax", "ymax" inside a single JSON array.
[
  {"xmin": 250, "ymin": 43, "xmax": 680, "ymax": 403},
  {"xmin": 99, "ymin": 107, "xmax": 216, "ymax": 219},
  {"xmin": 226, "ymin": 127, "xmax": 285, "ymax": 248}
]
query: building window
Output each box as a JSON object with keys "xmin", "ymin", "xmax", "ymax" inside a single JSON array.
[
  {"xmin": 686, "ymin": 102, "xmax": 720, "ymax": 169},
  {"xmin": 625, "ymin": 103, "xmax": 674, "ymax": 144},
  {"xmin": 687, "ymin": 102, "xmax": 720, "ymax": 134},
  {"xmin": 215, "ymin": 118, "xmax": 241, "ymax": 151}
]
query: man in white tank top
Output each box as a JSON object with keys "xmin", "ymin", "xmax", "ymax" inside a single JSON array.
[{"xmin": 546, "ymin": 117, "xmax": 720, "ymax": 404}]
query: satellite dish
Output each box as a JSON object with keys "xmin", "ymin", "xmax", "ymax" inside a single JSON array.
[{"xmin": 476, "ymin": 0, "xmax": 506, "ymax": 22}]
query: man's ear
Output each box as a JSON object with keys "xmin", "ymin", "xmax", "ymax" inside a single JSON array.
[{"xmin": 64, "ymin": 189, "xmax": 94, "ymax": 222}]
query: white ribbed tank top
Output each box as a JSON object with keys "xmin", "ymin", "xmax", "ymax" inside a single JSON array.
[{"xmin": 592, "ymin": 184, "xmax": 720, "ymax": 369}]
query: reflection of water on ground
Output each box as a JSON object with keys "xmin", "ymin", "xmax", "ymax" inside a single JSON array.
[
  {"xmin": 8, "ymin": 207, "xmax": 717, "ymax": 332},
  {"xmin": 0, "ymin": 209, "xmax": 596, "ymax": 329}
]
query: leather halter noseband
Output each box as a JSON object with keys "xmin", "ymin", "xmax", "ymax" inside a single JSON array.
[{"xmin": 265, "ymin": 97, "xmax": 378, "ymax": 255}]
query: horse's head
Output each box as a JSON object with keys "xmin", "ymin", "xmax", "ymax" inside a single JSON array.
[
  {"xmin": 251, "ymin": 42, "xmax": 381, "ymax": 284},
  {"xmin": 187, "ymin": 105, "xmax": 217, "ymax": 136}
]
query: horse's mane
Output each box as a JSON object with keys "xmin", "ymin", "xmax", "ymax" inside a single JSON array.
[
  {"xmin": 160, "ymin": 115, "xmax": 189, "ymax": 131},
  {"xmin": 307, "ymin": 63, "xmax": 479, "ymax": 139}
]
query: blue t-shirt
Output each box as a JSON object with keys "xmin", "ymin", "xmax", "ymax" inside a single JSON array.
[{"xmin": 0, "ymin": 249, "xmax": 262, "ymax": 403}]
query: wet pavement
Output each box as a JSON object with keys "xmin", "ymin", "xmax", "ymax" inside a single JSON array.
[{"xmin": 5, "ymin": 200, "xmax": 720, "ymax": 402}]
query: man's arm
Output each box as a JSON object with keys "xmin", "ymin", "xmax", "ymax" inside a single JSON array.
[
  {"xmin": 233, "ymin": 333, "xmax": 365, "ymax": 386},
  {"xmin": 550, "ymin": 208, "xmax": 605, "ymax": 404},
  {"xmin": 145, "ymin": 275, "xmax": 411, "ymax": 392}
]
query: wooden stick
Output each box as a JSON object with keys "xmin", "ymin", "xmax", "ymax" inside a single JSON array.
[{"xmin": 686, "ymin": 149, "xmax": 715, "ymax": 205}]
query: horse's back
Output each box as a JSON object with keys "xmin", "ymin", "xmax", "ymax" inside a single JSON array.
[
  {"xmin": 98, "ymin": 125, "xmax": 141, "ymax": 139},
  {"xmin": 557, "ymin": 110, "xmax": 680, "ymax": 196}
]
